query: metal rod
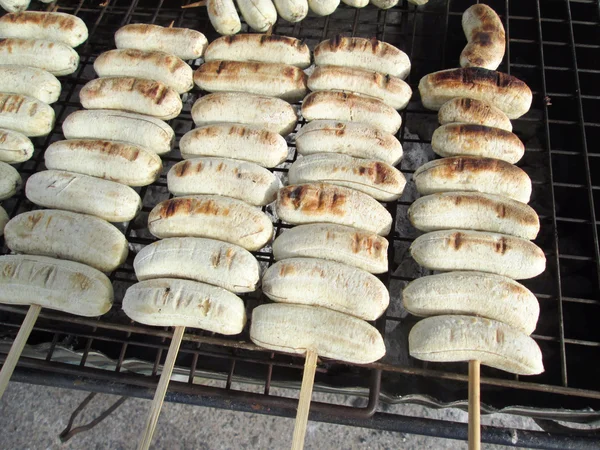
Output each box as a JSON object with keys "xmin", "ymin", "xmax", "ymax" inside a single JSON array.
[{"xmin": 11, "ymin": 368, "xmax": 600, "ymax": 450}]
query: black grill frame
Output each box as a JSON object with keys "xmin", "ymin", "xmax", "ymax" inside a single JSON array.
[{"xmin": 1, "ymin": 0, "xmax": 600, "ymax": 447}]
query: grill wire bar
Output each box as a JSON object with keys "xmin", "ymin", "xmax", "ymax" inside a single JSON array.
[{"xmin": 1, "ymin": 0, "xmax": 600, "ymax": 448}]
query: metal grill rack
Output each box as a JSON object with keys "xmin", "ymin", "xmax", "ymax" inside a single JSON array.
[{"xmin": 1, "ymin": 0, "xmax": 600, "ymax": 448}]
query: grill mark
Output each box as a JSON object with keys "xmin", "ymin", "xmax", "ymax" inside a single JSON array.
[
  {"xmin": 450, "ymin": 232, "xmax": 463, "ymax": 250},
  {"xmin": 431, "ymin": 67, "xmax": 524, "ymax": 92},
  {"xmin": 4, "ymin": 12, "xmax": 77, "ymax": 31},
  {"xmin": 211, "ymin": 249, "xmax": 221, "ymax": 267},
  {"xmin": 495, "ymin": 237, "xmax": 508, "ymax": 254},
  {"xmin": 26, "ymin": 211, "xmax": 44, "ymax": 229},
  {"xmin": 42, "ymin": 265, "xmax": 56, "ymax": 286},
  {"xmin": 497, "ymin": 203, "xmax": 507, "ymax": 218},
  {"xmin": 438, "ymin": 156, "xmax": 508, "ymax": 178},
  {"xmin": 261, "ymin": 34, "xmax": 294, "ymax": 45},
  {"xmin": 107, "ymin": 49, "xmax": 185, "ymax": 73},
  {"xmin": 70, "ymin": 272, "xmax": 91, "ymax": 290},
  {"xmin": 353, "ymin": 162, "xmax": 392, "ymax": 184},
  {"xmin": 281, "ymin": 185, "xmax": 347, "ymax": 215},
  {"xmin": 373, "ymin": 162, "xmax": 390, "ymax": 184},
  {"xmin": 278, "ymin": 263, "xmax": 296, "ymax": 276},
  {"xmin": 351, "ymin": 232, "xmax": 360, "ymax": 253},
  {"xmin": 0, "ymin": 94, "xmax": 25, "ymax": 114},
  {"xmin": 196, "ymin": 199, "xmax": 222, "ymax": 215},
  {"xmin": 175, "ymin": 160, "xmax": 192, "ymax": 177},
  {"xmin": 229, "ymin": 125, "xmax": 247, "ymax": 137},
  {"xmin": 287, "ymin": 185, "xmax": 306, "ymax": 209},
  {"xmin": 283, "ymin": 66, "xmax": 295, "ymax": 78},
  {"xmin": 331, "ymin": 34, "xmax": 342, "ymax": 49},
  {"xmin": 28, "ymin": 102, "xmax": 38, "ymax": 117},
  {"xmin": 154, "ymin": 84, "xmax": 169, "ymax": 105},
  {"xmin": 472, "ymin": 31, "xmax": 493, "ymax": 47},
  {"xmin": 164, "ymin": 200, "xmax": 179, "ymax": 218},
  {"xmin": 198, "ymin": 125, "xmax": 221, "ymax": 138},
  {"xmin": 434, "ymin": 193, "xmax": 538, "ymax": 227},
  {"xmin": 495, "ymin": 328, "xmax": 505, "ymax": 344},
  {"xmin": 2, "ymin": 263, "xmax": 15, "ymax": 278},
  {"xmin": 224, "ymin": 247, "xmax": 235, "ymax": 269},
  {"xmin": 349, "ymin": 231, "xmax": 385, "ymax": 256},
  {"xmin": 67, "ymin": 140, "xmax": 142, "ymax": 162}
]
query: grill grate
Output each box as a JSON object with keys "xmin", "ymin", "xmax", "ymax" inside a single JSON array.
[{"xmin": 1, "ymin": 0, "xmax": 600, "ymax": 444}]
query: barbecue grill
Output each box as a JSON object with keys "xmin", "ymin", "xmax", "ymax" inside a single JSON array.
[{"xmin": 1, "ymin": 0, "xmax": 600, "ymax": 448}]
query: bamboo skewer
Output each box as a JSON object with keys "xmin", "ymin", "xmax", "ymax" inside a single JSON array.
[
  {"xmin": 137, "ymin": 326, "xmax": 186, "ymax": 450},
  {"xmin": 181, "ymin": 0, "xmax": 206, "ymax": 8},
  {"xmin": 0, "ymin": 304, "xmax": 42, "ymax": 400},
  {"xmin": 468, "ymin": 359, "xmax": 481, "ymax": 450},
  {"xmin": 291, "ymin": 349, "xmax": 318, "ymax": 450}
]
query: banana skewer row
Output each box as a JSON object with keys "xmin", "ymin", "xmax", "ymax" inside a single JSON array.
[
  {"xmin": 410, "ymin": 7, "xmax": 538, "ymax": 448},
  {"xmin": 204, "ymin": 0, "xmax": 429, "ymax": 36}
]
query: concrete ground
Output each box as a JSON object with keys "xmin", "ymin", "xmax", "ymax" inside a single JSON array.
[{"xmin": 0, "ymin": 381, "xmax": 539, "ymax": 449}]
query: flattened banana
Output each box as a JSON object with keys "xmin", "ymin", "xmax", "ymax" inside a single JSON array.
[
  {"xmin": 250, "ymin": 303, "xmax": 386, "ymax": 363},
  {"xmin": 276, "ymin": 183, "xmax": 392, "ymax": 235},
  {"xmin": 180, "ymin": 124, "xmax": 288, "ymax": 168},
  {"xmin": 410, "ymin": 229, "xmax": 546, "ymax": 280},
  {"xmin": 409, "ymin": 315, "xmax": 544, "ymax": 375},
  {"xmin": 0, "ymin": 254, "xmax": 113, "ymax": 316},
  {"xmin": 295, "ymin": 120, "xmax": 403, "ymax": 165},
  {"xmin": 0, "ymin": 128, "xmax": 33, "ymax": 164},
  {"xmin": 148, "ymin": 195, "xmax": 273, "ymax": 251},
  {"xmin": 168, "ymin": 157, "xmax": 280, "ymax": 206},
  {"xmin": 272, "ymin": 223, "xmax": 388, "ymax": 274},
  {"xmin": 403, "ymin": 271, "xmax": 539, "ymax": 334},
  {"xmin": 4, "ymin": 209, "xmax": 129, "ymax": 273},
  {"xmin": 408, "ymin": 192, "xmax": 540, "ymax": 240},
  {"xmin": 134, "ymin": 237, "xmax": 260, "ymax": 293},
  {"xmin": 263, "ymin": 257, "xmax": 389, "ymax": 320},
  {"xmin": 123, "ymin": 278, "xmax": 246, "ymax": 335},
  {"xmin": 44, "ymin": 139, "xmax": 162, "ymax": 187},
  {"xmin": 288, "ymin": 153, "xmax": 406, "ymax": 201},
  {"xmin": 26, "ymin": 170, "xmax": 142, "ymax": 222},
  {"xmin": 0, "ymin": 161, "xmax": 21, "ymax": 200}
]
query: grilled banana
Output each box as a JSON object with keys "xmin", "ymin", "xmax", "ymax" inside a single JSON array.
[
  {"xmin": 133, "ymin": 237, "xmax": 260, "ymax": 293},
  {"xmin": 123, "ymin": 278, "xmax": 246, "ymax": 335},
  {"xmin": 4, "ymin": 209, "xmax": 129, "ymax": 273},
  {"xmin": 0, "ymin": 254, "xmax": 113, "ymax": 316},
  {"xmin": 250, "ymin": 303, "xmax": 386, "ymax": 364},
  {"xmin": 263, "ymin": 257, "xmax": 389, "ymax": 320},
  {"xmin": 409, "ymin": 315, "xmax": 544, "ymax": 375}
]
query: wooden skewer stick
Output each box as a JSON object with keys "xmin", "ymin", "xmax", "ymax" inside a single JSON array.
[
  {"xmin": 291, "ymin": 349, "xmax": 318, "ymax": 450},
  {"xmin": 468, "ymin": 359, "xmax": 481, "ymax": 450},
  {"xmin": 182, "ymin": 0, "xmax": 206, "ymax": 8},
  {"xmin": 168, "ymin": 20, "xmax": 175, "ymax": 28},
  {"xmin": 137, "ymin": 326, "xmax": 186, "ymax": 450},
  {"xmin": 266, "ymin": 25, "xmax": 274, "ymax": 36},
  {"xmin": 0, "ymin": 304, "xmax": 42, "ymax": 400}
]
